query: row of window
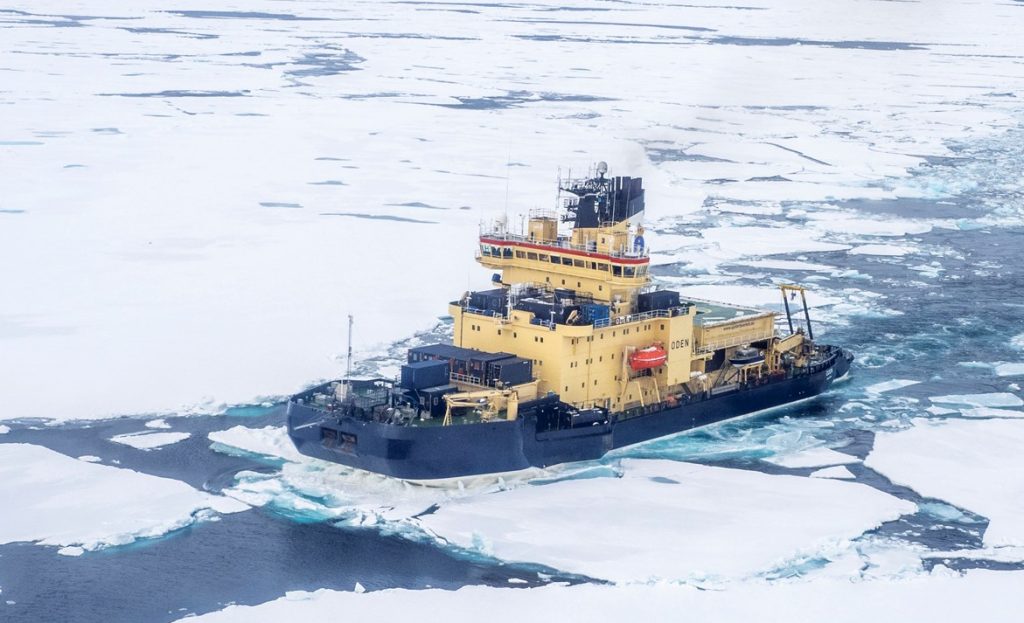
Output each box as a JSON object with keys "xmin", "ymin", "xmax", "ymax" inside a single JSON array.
[{"xmin": 481, "ymin": 244, "xmax": 648, "ymax": 277}]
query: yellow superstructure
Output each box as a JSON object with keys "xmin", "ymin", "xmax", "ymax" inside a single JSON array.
[{"xmin": 447, "ymin": 218, "xmax": 802, "ymax": 414}]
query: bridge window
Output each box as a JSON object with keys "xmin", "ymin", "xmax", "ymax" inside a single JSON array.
[
  {"xmin": 561, "ymin": 257, "xmax": 572, "ymax": 266},
  {"xmin": 573, "ymin": 259, "xmax": 585, "ymax": 268},
  {"xmin": 515, "ymin": 250, "xmax": 525, "ymax": 259},
  {"xmin": 590, "ymin": 262, "xmax": 597, "ymax": 270},
  {"xmin": 481, "ymin": 245, "xmax": 491, "ymax": 256},
  {"xmin": 527, "ymin": 252, "xmax": 538, "ymax": 260},
  {"xmin": 598, "ymin": 263, "xmax": 608, "ymax": 272},
  {"xmin": 624, "ymin": 267, "xmax": 636, "ymax": 277},
  {"xmin": 613, "ymin": 266, "xmax": 622, "ymax": 277},
  {"xmin": 539, "ymin": 254, "xmax": 549, "ymax": 261},
  {"xmin": 550, "ymin": 255, "xmax": 561, "ymax": 264},
  {"xmin": 502, "ymin": 247, "xmax": 512, "ymax": 258}
]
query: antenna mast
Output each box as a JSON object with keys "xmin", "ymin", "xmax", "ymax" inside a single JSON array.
[{"xmin": 346, "ymin": 314, "xmax": 354, "ymax": 377}]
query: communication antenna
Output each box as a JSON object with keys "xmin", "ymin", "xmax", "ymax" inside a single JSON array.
[
  {"xmin": 504, "ymin": 147, "xmax": 512, "ymax": 222},
  {"xmin": 346, "ymin": 314, "xmax": 354, "ymax": 377}
]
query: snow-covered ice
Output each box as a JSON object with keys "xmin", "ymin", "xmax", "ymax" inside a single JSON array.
[
  {"xmin": 417, "ymin": 459, "xmax": 913, "ymax": 583},
  {"xmin": 810, "ymin": 466, "xmax": 856, "ymax": 480},
  {"xmin": 848, "ymin": 244, "xmax": 916, "ymax": 257},
  {"xmin": 764, "ymin": 447, "xmax": 861, "ymax": 469},
  {"xmin": 959, "ymin": 407, "xmax": 1024, "ymax": 419},
  {"xmin": 208, "ymin": 426, "xmax": 306, "ymax": 463},
  {"xmin": 995, "ymin": 363, "xmax": 1024, "ymax": 378},
  {"xmin": 866, "ymin": 419, "xmax": 1024, "ymax": 547},
  {"xmin": 866, "ymin": 379, "xmax": 920, "ymax": 394},
  {"xmin": 930, "ymin": 393, "xmax": 1024, "ymax": 408},
  {"xmin": 176, "ymin": 570, "xmax": 1024, "ymax": 623},
  {"xmin": 0, "ymin": 443, "xmax": 248, "ymax": 552},
  {"xmin": 2, "ymin": 0, "xmax": 1023, "ymax": 424},
  {"xmin": 110, "ymin": 431, "xmax": 191, "ymax": 450}
]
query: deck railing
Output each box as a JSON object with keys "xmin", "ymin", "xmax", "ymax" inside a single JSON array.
[{"xmin": 479, "ymin": 230, "xmax": 649, "ymax": 259}]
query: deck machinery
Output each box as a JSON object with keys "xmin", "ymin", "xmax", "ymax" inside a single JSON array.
[{"xmin": 287, "ymin": 164, "xmax": 852, "ymax": 480}]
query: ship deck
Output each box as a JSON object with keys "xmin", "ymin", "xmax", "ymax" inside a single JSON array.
[{"xmin": 684, "ymin": 298, "xmax": 767, "ymax": 326}]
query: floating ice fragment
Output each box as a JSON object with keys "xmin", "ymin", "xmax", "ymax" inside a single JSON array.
[
  {"xmin": 764, "ymin": 447, "xmax": 861, "ymax": 468},
  {"xmin": 208, "ymin": 425, "xmax": 306, "ymax": 463},
  {"xmin": 0, "ymin": 444, "xmax": 248, "ymax": 551},
  {"xmin": 354, "ymin": 582, "xmax": 366, "ymax": 594},
  {"xmin": 145, "ymin": 418, "xmax": 171, "ymax": 429},
  {"xmin": 994, "ymin": 363, "xmax": 1024, "ymax": 377},
  {"xmin": 110, "ymin": 431, "xmax": 190, "ymax": 450},
  {"xmin": 959, "ymin": 407, "xmax": 1024, "ymax": 419},
  {"xmin": 848, "ymin": 244, "xmax": 915, "ymax": 256},
  {"xmin": 810, "ymin": 466, "xmax": 856, "ymax": 480},
  {"xmin": 77, "ymin": 455, "xmax": 102, "ymax": 463},
  {"xmin": 0, "ymin": 425, "xmax": 8, "ymax": 435},
  {"xmin": 865, "ymin": 379, "xmax": 920, "ymax": 394},
  {"xmin": 930, "ymin": 393, "xmax": 1023, "ymax": 408},
  {"xmin": 416, "ymin": 459, "xmax": 913, "ymax": 582},
  {"xmin": 866, "ymin": 418, "xmax": 1024, "ymax": 547},
  {"xmin": 58, "ymin": 546, "xmax": 84, "ymax": 557}
]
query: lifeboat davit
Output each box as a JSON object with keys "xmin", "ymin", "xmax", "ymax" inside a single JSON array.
[{"xmin": 630, "ymin": 344, "xmax": 667, "ymax": 370}]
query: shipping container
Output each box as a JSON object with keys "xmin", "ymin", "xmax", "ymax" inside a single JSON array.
[
  {"xmin": 637, "ymin": 290, "xmax": 681, "ymax": 313},
  {"xmin": 487, "ymin": 357, "xmax": 533, "ymax": 386},
  {"xmin": 400, "ymin": 359, "xmax": 450, "ymax": 390}
]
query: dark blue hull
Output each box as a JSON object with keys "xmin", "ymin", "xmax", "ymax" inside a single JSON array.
[{"xmin": 288, "ymin": 352, "xmax": 851, "ymax": 480}]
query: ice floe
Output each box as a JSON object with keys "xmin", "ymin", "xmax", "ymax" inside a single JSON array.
[
  {"xmin": 959, "ymin": 407, "xmax": 1024, "ymax": 419},
  {"xmin": 176, "ymin": 570, "xmax": 1024, "ymax": 623},
  {"xmin": 763, "ymin": 447, "xmax": 861, "ymax": 469},
  {"xmin": 208, "ymin": 425, "xmax": 306, "ymax": 463},
  {"xmin": 866, "ymin": 379, "xmax": 920, "ymax": 394},
  {"xmin": 110, "ymin": 431, "xmax": 191, "ymax": 450},
  {"xmin": 995, "ymin": 363, "xmax": 1024, "ymax": 378},
  {"xmin": 810, "ymin": 466, "xmax": 856, "ymax": 480},
  {"xmin": 930, "ymin": 393, "xmax": 1024, "ymax": 408},
  {"xmin": 0, "ymin": 425, "xmax": 8, "ymax": 435},
  {"xmin": 145, "ymin": 418, "xmax": 171, "ymax": 430},
  {"xmin": 847, "ymin": 244, "xmax": 916, "ymax": 256},
  {"xmin": 0, "ymin": 443, "xmax": 248, "ymax": 552},
  {"xmin": 866, "ymin": 418, "xmax": 1024, "ymax": 547},
  {"xmin": 416, "ymin": 459, "xmax": 913, "ymax": 583}
]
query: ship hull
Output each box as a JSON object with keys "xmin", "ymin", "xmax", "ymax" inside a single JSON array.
[{"xmin": 288, "ymin": 352, "xmax": 850, "ymax": 481}]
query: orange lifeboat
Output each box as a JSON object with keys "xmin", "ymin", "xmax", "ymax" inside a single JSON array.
[{"xmin": 629, "ymin": 344, "xmax": 667, "ymax": 371}]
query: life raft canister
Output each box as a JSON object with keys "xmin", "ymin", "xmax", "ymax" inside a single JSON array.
[{"xmin": 629, "ymin": 344, "xmax": 668, "ymax": 370}]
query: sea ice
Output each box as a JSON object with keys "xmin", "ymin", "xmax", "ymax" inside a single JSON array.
[
  {"xmin": 764, "ymin": 447, "xmax": 861, "ymax": 469},
  {"xmin": 0, "ymin": 443, "xmax": 248, "ymax": 551},
  {"xmin": 847, "ymin": 244, "xmax": 916, "ymax": 256},
  {"xmin": 810, "ymin": 466, "xmax": 856, "ymax": 480},
  {"xmin": 110, "ymin": 431, "xmax": 190, "ymax": 450},
  {"xmin": 208, "ymin": 426, "xmax": 306, "ymax": 463},
  {"xmin": 959, "ymin": 407, "xmax": 1024, "ymax": 419},
  {"xmin": 176, "ymin": 570, "xmax": 1024, "ymax": 623},
  {"xmin": 0, "ymin": 425, "xmax": 8, "ymax": 435},
  {"xmin": 865, "ymin": 379, "xmax": 920, "ymax": 394},
  {"xmin": 994, "ymin": 363, "xmax": 1024, "ymax": 377},
  {"xmin": 929, "ymin": 393, "xmax": 1024, "ymax": 408},
  {"xmin": 145, "ymin": 418, "xmax": 171, "ymax": 430},
  {"xmin": 865, "ymin": 419, "xmax": 1024, "ymax": 547},
  {"xmin": 416, "ymin": 459, "xmax": 913, "ymax": 583}
]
